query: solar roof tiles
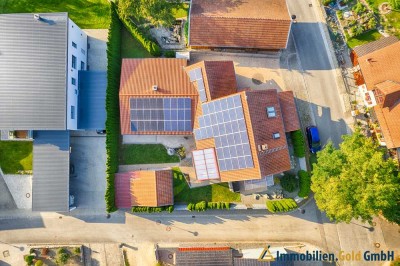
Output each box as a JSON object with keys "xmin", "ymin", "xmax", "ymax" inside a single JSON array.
[{"xmin": 192, "ymin": 148, "xmax": 220, "ymax": 180}]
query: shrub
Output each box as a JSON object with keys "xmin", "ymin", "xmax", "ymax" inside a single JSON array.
[
  {"xmin": 290, "ymin": 130, "xmax": 306, "ymax": 157},
  {"xmin": 298, "ymin": 170, "xmax": 311, "ymax": 197},
  {"xmin": 56, "ymin": 252, "xmax": 70, "ymax": 265},
  {"xmin": 266, "ymin": 199, "xmax": 298, "ymax": 213},
  {"xmin": 187, "ymin": 201, "xmax": 230, "ymax": 211},
  {"xmin": 184, "ymin": 17, "xmax": 189, "ymax": 43},
  {"xmin": 35, "ymin": 260, "xmax": 43, "ymax": 266},
  {"xmin": 337, "ymin": 10, "xmax": 343, "ymax": 20},
  {"xmin": 24, "ymin": 255, "xmax": 34, "ymax": 265},
  {"xmin": 29, "ymin": 248, "xmax": 35, "ymax": 254},
  {"xmin": 224, "ymin": 202, "xmax": 230, "ymax": 209},
  {"xmin": 73, "ymin": 247, "xmax": 81, "ymax": 254},
  {"xmin": 322, "ymin": 0, "xmax": 334, "ymax": 6},
  {"xmin": 164, "ymin": 51, "xmax": 176, "ymax": 58},
  {"xmin": 105, "ymin": 2, "xmax": 122, "ymax": 213},
  {"xmin": 352, "ymin": 2, "xmax": 366, "ymax": 15},
  {"xmin": 119, "ymin": 16, "xmax": 161, "ymax": 56},
  {"xmin": 280, "ymin": 173, "xmax": 298, "ymax": 192},
  {"xmin": 57, "ymin": 248, "xmax": 66, "ymax": 255},
  {"xmin": 131, "ymin": 205, "xmax": 174, "ymax": 213}
]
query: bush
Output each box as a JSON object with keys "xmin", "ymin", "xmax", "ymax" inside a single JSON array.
[
  {"xmin": 24, "ymin": 255, "xmax": 34, "ymax": 265},
  {"xmin": 184, "ymin": 19, "xmax": 189, "ymax": 43},
  {"xmin": 73, "ymin": 247, "xmax": 81, "ymax": 254},
  {"xmin": 298, "ymin": 170, "xmax": 311, "ymax": 197},
  {"xmin": 119, "ymin": 16, "xmax": 161, "ymax": 56},
  {"xmin": 195, "ymin": 201, "xmax": 207, "ymax": 212},
  {"xmin": 352, "ymin": 2, "xmax": 366, "ymax": 15},
  {"xmin": 35, "ymin": 260, "xmax": 43, "ymax": 266},
  {"xmin": 322, "ymin": 0, "xmax": 334, "ymax": 6},
  {"xmin": 131, "ymin": 205, "xmax": 174, "ymax": 213},
  {"xmin": 280, "ymin": 173, "xmax": 298, "ymax": 192},
  {"xmin": 56, "ymin": 252, "xmax": 70, "ymax": 265},
  {"xmin": 187, "ymin": 201, "xmax": 230, "ymax": 211},
  {"xmin": 266, "ymin": 199, "xmax": 298, "ymax": 213},
  {"xmin": 164, "ymin": 51, "xmax": 176, "ymax": 58},
  {"xmin": 337, "ymin": 10, "xmax": 343, "ymax": 20},
  {"xmin": 290, "ymin": 130, "xmax": 306, "ymax": 157},
  {"xmin": 105, "ymin": 2, "xmax": 122, "ymax": 213}
]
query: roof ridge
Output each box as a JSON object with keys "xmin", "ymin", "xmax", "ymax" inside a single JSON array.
[{"xmin": 191, "ymin": 14, "xmax": 290, "ymax": 21}]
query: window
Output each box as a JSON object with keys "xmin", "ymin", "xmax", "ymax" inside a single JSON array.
[
  {"xmin": 71, "ymin": 77, "xmax": 76, "ymax": 85},
  {"xmin": 72, "ymin": 42, "xmax": 77, "ymax": 48},
  {"xmin": 80, "ymin": 61, "xmax": 85, "ymax": 70},
  {"xmin": 72, "ymin": 55, "xmax": 77, "ymax": 69},
  {"xmin": 81, "ymin": 48, "xmax": 86, "ymax": 55},
  {"xmin": 71, "ymin": 106, "xmax": 75, "ymax": 119},
  {"xmin": 267, "ymin": 107, "xmax": 276, "ymax": 118},
  {"xmin": 75, "ymin": 89, "xmax": 78, "ymax": 95},
  {"xmin": 273, "ymin": 132, "xmax": 280, "ymax": 139}
]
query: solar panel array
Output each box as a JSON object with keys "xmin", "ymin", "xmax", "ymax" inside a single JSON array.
[
  {"xmin": 192, "ymin": 148, "xmax": 220, "ymax": 180},
  {"xmin": 130, "ymin": 98, "xmax": 191, "ymax": 132},
  {"xmin": 188, "ymin": 68, "xmax": 207, "ymax": 102},
  {"xmin": 194, "ymin": 94, "xmax": 254, "ymax": 171}
]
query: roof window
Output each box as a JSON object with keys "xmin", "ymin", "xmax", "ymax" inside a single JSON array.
[
  {"xmin": 267, "ymin": 107, "xmax": 276, "ymax": 118},
  {"xmin": 273, "ymin": 132, "xmax": 280, "ymax": 139}
]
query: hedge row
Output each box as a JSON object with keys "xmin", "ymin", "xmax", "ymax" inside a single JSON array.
[
  {"xmin": 291, "ymin": 130, "xmax": 306, "ymax": 158},
  {"xmin": 119, "ymin": 16, "xmax": 161, "ymax": 56},
  {"xmin": 105, "ymin": 2, "xmax": 122, "ymax": 213},
  {"xmin": 131, "ymin": 205, "xmax": 174, "ymax": 213},
  {"xmin": 266, "ymin": 199, "xmax": 298, "ymax": 213},
  {"xmin": 280, "ymin": 173, "xmax": 298, "ymax": 192},
  {"xmin": 298, "ymin": 170, "xmax": 311, "ymax": 198},
  {"xmin": 187, "ymin": 201, "xmax": 230, "ymax": 211}
]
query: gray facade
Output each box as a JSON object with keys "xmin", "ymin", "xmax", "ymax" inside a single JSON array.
[
  {"xmin": 32, "ymin": 131, "xmax": 70, "ymax": 212},
  {"xmin": 78, "ymin": 71, "xmax": 107, "ymax": 130},
  {"xmin": 0, "ymin": 13, "xmax": 68, "ymax": 130}
]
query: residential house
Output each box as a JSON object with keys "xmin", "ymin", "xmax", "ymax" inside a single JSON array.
[
  {"xmin": 114, "ymin": 170, "xmax": 173, "ymax": 208},
  {"xmin": 0, "ymin": 13, "xmax": 105, "ymax": 211},
  {"xmin": 352, "ymin": 36, "xmax": 400, "ymax": 158},
  {"xmin": 188, "ymin": 0, "xmax": 292, "ymax": 50}
]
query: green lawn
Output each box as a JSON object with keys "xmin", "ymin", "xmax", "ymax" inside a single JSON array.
[
  {"xmin": 0, "ymin": 141, "xmax": 33, "ymax": 174},
  {"xmin": 173, "ymin": 168, "xmax": 241, "ymax": 203},
  {"xmin": 172, "ymin": 3, "xmax": 189, "ymax": 19},
  {"xmin": 119, "ymin": 144, "xmax": 179, "ymax": 165},
  {"xmin": 121, "ymin": 26, "xmax": 153, "ymax": 58},
  {"xmin": 0, "ymin": 0, "xmax": 110, "ymax": 28},
  {"xmin": 347, "ymin": 30, "xmax": 383, "ymax": 48}
]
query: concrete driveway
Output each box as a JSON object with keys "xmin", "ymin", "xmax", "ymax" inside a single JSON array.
[{"xmin": 70, "ymin": 134, "xmax": 106, "ymax": 210}]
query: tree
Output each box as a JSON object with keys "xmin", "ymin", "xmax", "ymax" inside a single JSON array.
[
  {"xmin": 118, "ymin": 0, "xmax": 181, "ymax": 27},
  {"xmin": 311, "ymin": 130, "xmax": 400, "ymax": 224},
  {"xmin": 389, "ymin": 0, "xmax": 400, "ymax": 9},
  {"xmin": 368, "ymin": 17, "xmax": 377, "ymax": 29}
]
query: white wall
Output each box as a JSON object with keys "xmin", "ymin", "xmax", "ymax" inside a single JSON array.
[{"xmin": 66, "ymin": 18, "xmax": 87, "ymax": 130}]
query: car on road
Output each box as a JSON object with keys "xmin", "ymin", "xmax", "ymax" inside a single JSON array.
[{"xmin": 306, "ymin": 126, "xmax": 321, "ymax": 153}]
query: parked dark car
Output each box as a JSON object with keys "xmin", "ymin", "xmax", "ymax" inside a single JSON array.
[{"xmin": 306, "ymin": 126, "xmax": 321, "ymax": 153}]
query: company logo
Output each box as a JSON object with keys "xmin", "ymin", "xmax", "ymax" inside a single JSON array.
[{"xmin": 258, "ymin": 245, "xmax": 275, "ymax": 262}]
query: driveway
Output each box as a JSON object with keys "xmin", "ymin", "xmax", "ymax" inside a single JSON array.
[{"xmin": 70, "ymin": 134, "xmax": 106, "ymax": 210}]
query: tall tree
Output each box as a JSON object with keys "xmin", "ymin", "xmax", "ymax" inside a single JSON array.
[
  {"xmin": 389, "ymin": 0, "xmax": 400, "ymax": 9},
  {"xmin": 311, "ymin": 130, "xmax": 400, "ymax": 224},
  {"xmin": 117, "ymin": 0, "xmax": 181, "ymax": 27}
]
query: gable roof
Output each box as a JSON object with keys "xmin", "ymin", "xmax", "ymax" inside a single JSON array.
[
  {"xmin": 0, "ymin": 13, "xmax": 68, "ymax": 130},
  {"xmin": 374, "ymin": 80, "xmax": 400, "ymax": 109},
  {"xmin": 373, "ymin": 104, "xmax": 400, "ymax": 149},
  {"xmin": 176, "ymin": 247, "xmax": 233, "ymax": 266},
  {"xmin": 115, "ymin": 170, "xmax": 173, "ymax": 207},
  {"xmin": 353, "ymin": 36, "xmax": 398, "ymax": 57},
  {"xmin": 278, "ymin": 91, "xmax": 300, "ymax": 132},
  {"xmin": 189, "ymin": 0, "xmax": 291, "ymax": 49}
]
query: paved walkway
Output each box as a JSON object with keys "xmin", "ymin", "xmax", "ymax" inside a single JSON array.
[
  {"xmin": 0, "ymin": 168, "xmax": 16, "ymax": 210},
  {"xmin": 83, "ymin": 29, "xmax": 108, "ymax": 71},
  {"xmin": 2, "ymin": 174, "xmax": 31, "ymax": 209}
]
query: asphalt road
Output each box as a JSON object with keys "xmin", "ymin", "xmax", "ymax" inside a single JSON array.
[{"xmin": 286, "ymin": 0, "xmax": 351, "ymax": 147}]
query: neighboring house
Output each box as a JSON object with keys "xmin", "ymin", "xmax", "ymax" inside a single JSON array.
[
  {"xmin": 352, "ymin": 36, "xmax": 400, "ymax": 156},
  {"xmin": 188, "ymin": 0, "xmax": 292, "ymax": 50},
  {"xmin": 114, "ymin": 170, "xmax": 173, "ymax": 208},
  {"xmin": 186, "ymin": 61, "xmax": 300, "ymax": 190},
  {"xmin": 119, "ymin": 58, "xmax": 198, "ymax": 135},
  {"xmin": 0, "ymin": 13, "xmax": 105, "ymax": 211}
]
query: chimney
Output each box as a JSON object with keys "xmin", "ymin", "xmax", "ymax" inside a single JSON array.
[
  {"xmin": 261, "ymin": 144, "xmax": 268, "ymax": 151},
  {"xmin": 152, "ymin": 85, "xmax": 158, "ymax": 91}
]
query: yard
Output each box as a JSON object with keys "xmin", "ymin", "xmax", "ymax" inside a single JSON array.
[
  {"xmin": 121, "ymin": 26, "xmax": 153, "ymax": 58},
  {"xmin": 0, "ymin": 141, "xmax": 32, "ymax": 174},
  {"xmin": 0, "ymin": 0, "xmax": 110, "ymax": 28},
  {"xmin": 346, "ymin": 29, "xmax": 382, "ymax": 47},
  {"xmin": 119, "ymin": 144, "xmax": 180, "ymax": 165},
  {"xmin": 173, "ymin": 168, "xmax": 241, "ymax": 203}
]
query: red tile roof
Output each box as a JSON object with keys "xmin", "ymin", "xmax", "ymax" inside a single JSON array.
[
  {"xmin": 373, "ymin": 104, "xmax": 400, "ymax": 149},
  {"xmin": 189, "ymin": 0, "xmax": 291, "ymax": 49},
  {"xmin": 115, "ymin": 171, "xmax": 139, "ymax": 208},
  {"xmin": 374, "ymin": 80, "xmax": 400, "ymax": 109},
  {"xmin": 119, "ymin": 59, "xmax": 198, "ymax": 135},
  {"xmin": 278, "ymin": 91, "xmax": 301, "ymax": 132}
]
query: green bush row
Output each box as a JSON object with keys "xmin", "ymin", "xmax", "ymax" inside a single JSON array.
[
  {"xmin": 291, "ymin": 130, "xmax": 306, "ymax": 158},
  {"xmin": 266, "ymin": 199, "xmax": 298, "ymax": 213},
  {"xmin": 298, "ymin": 170, "xmax": 311, "ymax": 198},
  {"xmin": 105, "ymin": 2, "xmax": 122, "ymax": 213},
  {"xmin": 131, "ymin": 205, "xmax": 174, "ymax": 213},
  {"xmin": 119, "ymin": 16, "xmax": 161, "ymax": 56},
  {"xmin": 187, "ymin": 201, "xmax": 230, "ymax": 211}
]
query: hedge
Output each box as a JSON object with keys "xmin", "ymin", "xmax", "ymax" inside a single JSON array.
[
  {"xmin": 290, "ymin": 130, "xmax": 306, "ymax": 158},
  {"xmin": 119, "ymin": 16, "xmax": 161, "ymax": 56},
  {"xmin": 164, "ymin": 50, "xmax": 176, "ymax": 58},
  {"xmin": 298, "ymin": 170, "xmax": 311, "ymax": 197},
  {"xmin": 105, "ymin": 2, "xmax": 122, "ymax": 213},
  {"xmin": 188, "ymin": 201, "xmax": 230, "ymax": 211},
  {"xmin": 131, "ymin": 205, "xmax": 174, "ymax": 213},
  {"xmin": 280, "ymin": 173, "xmax": 298, "ymax": 192},
  {"xmin": 266, "ymin": 199, "xmax": 298, "ymax": 213}
]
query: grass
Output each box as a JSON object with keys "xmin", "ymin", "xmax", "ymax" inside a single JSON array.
[
  {"xmin": 119, "ymin": 144, "xmax": 179, "ymax": 165},
  {"xmin": 0, "ymin": 141, "xmax": 33, "ymax": 174},
  {"xmin": 346, "ymin": 29, "xmax": 383, "ymax": 48},
  {"xmin": 0, "ymin": 0, "xmax": 110, "ymax": 28},
  {"xmin": 173, "ymin": 167, "xmax": 241, "ymax": 203},
  {"xmin": 121, "ymin": 26, "xmax": 153, "ymax": 58},
  {"xmin": 172, "ymin": 3, "xmax": 189, "ymax": 19}
]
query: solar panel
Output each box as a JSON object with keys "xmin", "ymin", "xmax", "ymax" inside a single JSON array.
[
  {"xmin": 194, "ymin": 94, "xmax": 254, "ymax": 171},
  {"xmin": 130, "ymin": 97, "xmax": 192, "ymax": 132},
  {"xmin": 193, "ymin": 148, "xmax": 220, "ymax": 180},
  {"xmin": 189, "ymin": 68, "xmax": 208, "ymax": 102}
]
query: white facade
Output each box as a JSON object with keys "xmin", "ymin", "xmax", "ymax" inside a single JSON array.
[{"xmin": 66, "ymin": 18, "xmax": 87, "ymax": 130}]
